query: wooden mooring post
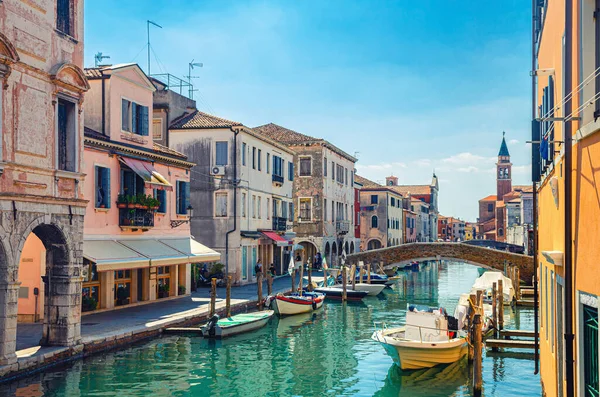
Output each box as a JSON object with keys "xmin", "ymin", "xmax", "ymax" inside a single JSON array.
[
  {"xmin": 210, "ymin": 278, "xmax": 217, "ymax": 317},
  {"xmin": 359, "ymin": 264, "xmax": 364, "ymax": 284},
  {"xmin": 468, "ymin": 293, "xmax": 476, "ymax": 363},
  {"xmin": 298, "ymin": 263, "xmax": 304, "ymax": 296},
  {"xmin": 367, "ymin": 264, "xmax": 371, "ymax": 284},
  {"xmin": 473, "ymin": 313, "xmax": 483, "ymax": 396},
  {"xmin": 307, "ymin": 261, "xmax": 314, "ymax": 292},
  {"xmin": 342, "ymin": 266, "xmax": 348, "ymax": 301},
  {"xmin": 498, "ymin": 278, "xmax": 504, "ymax": 332},
  {"xmin": 492, "ymin": 282, "xmax": 498, "ymax": 340},
  {"xmin": 292, "ymin": 269, "xmax": 296, "ymax": 293},
  {"xmin": 515, "ymin": 266, "xmax": 520, "ymax": 300},
  {"xmin": 257, "ymin": 272, "xmax": 263, "ymax": 310},
  {"xmin": 323, "ymin": 266, "xmax": 328, "ymax": 288},
  {"xmin": 350, "ymin": 264, "xmax": 357, "ymax": 290},
  {"xmin": 267, "ymin": 272, "xmax": 273, "ymax": 296},
  {"xmin": 226, "ymin": 276, "xmax": 232, "ymax": 317}
]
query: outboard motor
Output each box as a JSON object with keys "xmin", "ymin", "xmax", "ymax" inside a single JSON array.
[{"xmin": 205, "ymin": 314, "xmax": 220, "ymax": 337}]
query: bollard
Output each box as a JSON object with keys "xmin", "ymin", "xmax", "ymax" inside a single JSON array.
[
  {"xmin": 210, "ymin": 278, "xmax": 217, "ymax": 317},
  {"xmin": 473, "ymin": 313, "xmax": 483, "ymax": 396},
  {"xmin": 359, "ymin": 264, "xmax": 364, "ymax": 284},
  {"xmin": 342, "ymin": 266, "xmax": 348, "ymax": 301},
  {"xmin": 226, "ymin": 276, "xmax": 232, "ymax": 317},
  {"xmin": 498, "ymin": 279, "xmax": 504, "ymax": 332},
  {"xmin": 367, "ymin": 264, "xmax": 371, "ymax": 284},
  {"xmin": 307, "ymin": 262, "xmax": 314, "ymax": 292},
  {"xmin": 492, "ymin": 282, "xmax": 498, "ymax": 341},
  {"xmin": 257, "ymin": 272, "xmax": 263, "ymax": 310}
]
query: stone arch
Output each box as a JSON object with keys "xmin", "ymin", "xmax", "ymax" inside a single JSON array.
[
  {"xmin": 50, "ymin": 62, "xmax": 90, "ymax": 93},
  {"xmin": 0, "ymin": 32, "xmax": 20, "ymax": 63},
  {"xmin": 367, "ymin": 239, "xmax": 382, "ymax": 251},
  {"xmin": 343, "ymin": 241, "xmax": 349, "ymax": 255},
  {"xmin": 324, "ymin": 242, "xmax": 331, "ymax": 264},
  {"xmin": 296, "ymin": 240, "xmax": 318, "ymax": 265},
  {"xmin": 350, "ymin": 242, "xmax": 355, "ymax": 254}
]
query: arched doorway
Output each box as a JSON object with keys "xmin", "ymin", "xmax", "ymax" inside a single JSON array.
[
  {"xmin": 297, "ymin": 241, "xmax": 318, "ymax": 265},
  {"xmin": 350, "ymin": 242, "xmax": 355, "ymax": 254},
  {"xmin": 331, "ymin": 242, "xmax": 338, "ymax": 267},
  {"xmin": 324, "ymin": 242, "xmax": 331, "ymax": 265},
  {"xmin": 367, "ymin": 239, "xmax": 382, "ymax": 251}
]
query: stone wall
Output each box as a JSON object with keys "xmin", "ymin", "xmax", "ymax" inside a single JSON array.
[{"xmin": 347, "ymin": 242, "xmax": 534, "ymax": 281}]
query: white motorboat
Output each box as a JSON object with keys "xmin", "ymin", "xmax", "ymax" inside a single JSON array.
[
  {"xmin": 332, "ymin": 283, "xmax": 385, "ymax": 296},
  {"xmin": 472, "ymin": 271, "xmax": 515, "ymax": 303},
  {"xmin": 372, "ymin": 305, "xmax": 468, "ymax": 370},
  {"xmin": 453, "ymin": 294, "xmax": 493, "ymax": 334},
  {"xmin": 201, "ymin": 311, "xmax": 275, "ymax": 338},
  {"xmin": 266, "ymin": 293, "xmax": 325, "ymax": 316}
]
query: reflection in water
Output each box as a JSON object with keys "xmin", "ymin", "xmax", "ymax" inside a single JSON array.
[{"xmin": 1, "ymin": 261, "xmax": 541, "ymax": 397}]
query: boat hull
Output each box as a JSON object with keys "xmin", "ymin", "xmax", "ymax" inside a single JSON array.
[
  {"xmin": 202, "ymin": 311, "xmax": 274, "ymax": 339},
  {"xmin": 313, "ymin": 287, "xmax": 368, "ymax": 301},
  {"xmin": 333, "ymin": 283, "xmax": 385, "ymax": 296},
  {"xmin": 372, "ymin": 329, "xmax": 468, "ymax": 370},
  {"xmin": 271, "ymin": 296, "xmax": 318, "ymax": 316}
]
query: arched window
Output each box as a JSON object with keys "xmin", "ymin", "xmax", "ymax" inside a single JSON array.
[
  {"xmin": 498, "ymin": 228, "xmax": 504, "ymax": 237},
  {"xmin": 371, "ymin": 216, "xmax": 378, "ymax": 228}
]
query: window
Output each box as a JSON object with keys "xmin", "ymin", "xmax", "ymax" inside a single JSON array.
[
  {"xmin": 266, "ymin": 198, "xmax": 270, "ymax": 219},
  {"xmin": 390, "ymin": 197, "xmax": 396, "ymax": 207},
  {"xmin": 583, "ymin": 305, "xmax": 599, "ymax": 397},
  {"xmin": 299, "ymin": 198, "xmax": 311, "ymax": 221},
  {"xmin": 82, "ymin": 259, "xmax": 99, "ymax": 311},
  {"xmin": 215, "ymin": 192, "xmax": 227, "ymax": 217},
  {"xmin": 257, "ymin": 196, "xmax": 262, "ymax": 219},
  {"xmin": 371, "ymin": 195, "xmax": 378, "ymax": 204},
  {"xmin": 152, "ymin": 119, "xmax": 162, "ymax": 140},
  {"xmin": 331, "ymin": 201, "xmax": 335, "ymax": 222},
  {"xmin": 371, "ymin": 216, "xmax": 378, "ymax": 228},
  {"xmin": 345, "ymin": 168, "xmax": 348, "ymax": 185},
  {"xmin": 114, "ymin": 269, "xmax": 132, "ymax": 306},
  {"xmin": 273, "ymin": 156, "xmax": 284, "ymax": 179},
  {"xmin": 267, "ymin": 153, "xmax": 270, "ymax": 173},
  {"xmin": 242, "ymin": 143, "xmax": 247, "ymax": 166},
  {"xmin": 154, "ymin": 189, "xmax": 167, "ymax": 213},
  {"xmin": 242, "ymin": 246, "xmax": 248, "ymax": 280},
  {"xmin": 156, "ymin": 266, "xmax": 170, "ymax": 299},
  {"xmin": 95, "ymin": 166, "xmax": 110, "ymax": 208},
  {"xmin": 299, "ymin": 157, "xmax": 311, "ymax": 176},
  {"xmin": 57, "ymin": 98, "xmax": 77, "ymax": 172},
  {"xmin": 121, "ymin": 99, "xmax": 149, "ymax": 136},
  {"xmin": 351, "ymin": 171, "xmax": 354, "ymax": 185},
  {"xmin": 324, "ymin": 199, "xmax": 327, "ymax": 221},
  {"xmin": 242, "ymin": 193, "xmax": 247, "ymax": 217},
  {"xmin": 288, "ymin": 202, "xmax": 293, "ymax": 221},
  {"xmin": 324, "ymin": 157, "xmax": 328, "ymax": 176},
  {"xmin": 331, "ymin": 162, "xmax": 335, "ymax": 180},
  {"xmin": 252, "ymin": 147, "xmax": 256, "ymax": 169},
  {"xmin": 258, "ymin": 149, "xmax": 262, "ymax": 171},
  {"xmin": 498, "ymin": 228, "xmax": 503, "ymax": 237},
  {"xmin": 176, "ymin": 181, "xmax": 191, "ymax": 215},
  {"xmin": 57, "ymin": 0, "xmax": 73, "ymax": 36},
  {"xmin": 216, "ymin": 142, "xmax": 228, "ymax": 166},
  {"xmin": 288, "ymin": 161, "xmax": 294, "ymax": 181},
  {"xmin": 252, "ymin": 195, "xmax": 256, "ymax": 218},
  {"xmin": 488, "ymin": 203, "xmax": 493, "ymax": 212}
]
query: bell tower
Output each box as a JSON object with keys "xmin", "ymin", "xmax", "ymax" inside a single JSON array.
[
  {"xmin": 386, "ymin": 175, "xmax": 398, "ymax": 186},
  {"xmin": 496, "ymin": 132, "xmax": 512, "ymax": 200}
]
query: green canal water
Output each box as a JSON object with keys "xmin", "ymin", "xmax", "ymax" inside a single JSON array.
[{"xmin": 2, "ymin": 262, "xmax": 541, "ymax": 397}]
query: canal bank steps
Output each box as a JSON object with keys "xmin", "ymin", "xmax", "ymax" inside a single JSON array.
[{"xmin": 0, "ymin": 281, "xmax": 291, "ymax": 384}]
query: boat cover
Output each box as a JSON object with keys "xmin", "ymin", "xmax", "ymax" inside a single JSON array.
[{"xmin": 472, "ymin": 271, "xmax": 514, "ymax": 298}]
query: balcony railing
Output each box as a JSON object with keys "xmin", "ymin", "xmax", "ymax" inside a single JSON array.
[
  {"xmin": 336, "ymin": 220, "xmax": 351, "ymax": 234},
  {"xmin": 272, "ymin": 174, "xmax": 284, "ymax": 185},
  {"xmin": 272, "ymin": 217, "xmax": 287, "ymax": 232},
  {"xmin": 119, "ymin": 208, "xmax": 155, "ymax": 229}
]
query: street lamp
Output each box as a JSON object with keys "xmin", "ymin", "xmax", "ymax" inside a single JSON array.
[{"xmin": 171, "ymin": 205, "xmax": 194, "ymax": 228}]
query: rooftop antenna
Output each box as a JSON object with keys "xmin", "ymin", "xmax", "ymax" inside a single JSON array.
[
  {"xmin": 354, "ymin": 151, "xmax": 360, "ymax": 159},
  {"xmin": 187, "ymin": 59, "xmax": 203, "ymax": 99},
  {"xmin": 94, "ymin": 52, "xmax": 110, "ymax": 67},
  {"xmin": 147, "ymin": 20, "xmax": 163, "ymax": 75}
]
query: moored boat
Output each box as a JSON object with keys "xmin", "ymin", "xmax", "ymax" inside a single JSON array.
[
  {"xmin": 266, "ymin": 293, "xmax": 324, "ymax": 316},
  {"xmin": 201, "ymin": 311, "xmax": 274, "ymax": 338},
  {"xmin": 471, "ymin": 271, "xmax": 515, "ymax": 303},
  {"xmin": 313, "ymin": 286, "xmax": 368, "ymax": 301},
  {"xmin": 372, "ymin": 305, "xmax": 468, "ymax": 370},
  {"xmin": 332, "ymin": 283, "xmax": 385, "ymax": 296}
]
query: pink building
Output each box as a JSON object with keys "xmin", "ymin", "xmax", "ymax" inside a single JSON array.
[
  {"xmin": 404, "ymin": 209, "xmax": 417, "ymax": 243},
  {"xmin": 0, "ymin": 0, "xmax": 90, "ymax": 367},
  {"xmin": 79, "ymin": 63, "xmax": 220, "ymax": 312}
]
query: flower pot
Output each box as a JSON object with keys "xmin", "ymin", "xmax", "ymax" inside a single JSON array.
[
  {"xmin": 134, "ymin": 204, "xmax": 143, "ymax": 209},
  {"xmin": 117, "ymin": 203, "xmax": 126, "ymax": 209},
  {"xmin": 127, "ymin": 204, "xmax": 136, "ymax": 209},
  {"xmin": 151, "ymin": 206, "xmax": 159, "ymax": 211}
]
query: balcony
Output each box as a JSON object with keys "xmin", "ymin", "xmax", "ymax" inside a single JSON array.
[
  {"xmin": 119, "ymin": 208, "xmax": 155, "ymax": 230},
  {"xmin": 336, "ymin": 220, "xmax": 351, "ymax": 234},
  {"xmin": 272, "ymin": 217, "xmax": 288, "ymax": 232},
  {"xmin": 272, "ymin": 174, "xmax": 284, "ymax": 186}
]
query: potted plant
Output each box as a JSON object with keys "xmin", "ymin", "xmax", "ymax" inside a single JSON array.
[
  {"xmin": 158, "ymin": 283, "xmax": 170, "ymax": 298},
  {"xmin": 117, "ymin": 194, "xmax": 127, "ymax": 209},
  {"xmin": 135, "ymin": 193, "xmax": 145, "ymax": 209},
  {"xmin": 126, "ymin": 195, "xmax": 136, "ymax": 209},
  {"xmin": 128, "ymin": 208, "xmax": 136, "ymax": 225},
  {"xmin": 116, "ymin": 286, "xmax": 129, "ymax": 306},
  {"xmin": 82, "ymin": 295, "xmax": 98, "ymax": 312},
  {"xmin": 210, "ymin": 262, "xmax": 225, "ymax": 277},
  {"xmin": 146, "ymin": 195, "xmax": 160, "ymax": 211},
  {"xmin": 178, "ymin": 285, "xmax": 186, "ymax": 295}
]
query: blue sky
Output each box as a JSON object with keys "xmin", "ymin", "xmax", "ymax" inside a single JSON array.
[{"xmin": 85, "ymin": 0, "xmax": 532, "ymax": 222}]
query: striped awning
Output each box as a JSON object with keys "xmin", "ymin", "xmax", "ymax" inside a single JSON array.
[
  {"xmin": 83, "ymin": 239, "xmax": 149, "ymax": 272},
  {"xmin": 160, "ymin": 237, "xmax": 221, "ymax": 262},
  {"xmin": 119, "ymin": 156, "xmax": 173, "ymax": 191}
]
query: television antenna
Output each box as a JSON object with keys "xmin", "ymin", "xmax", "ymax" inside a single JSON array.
[
  {"xmin": 94, "ymin": 52, "xmax": 110, "ymax": 67},
  {"xmin": 187, "ymin": 59, "xmax": 203, "ymax": 99}
]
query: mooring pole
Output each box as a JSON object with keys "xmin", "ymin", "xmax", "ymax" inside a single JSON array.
[
  {"xmin": 307, "ymin": 261, "xmax": 313, "ymax": 292},
  {"xmin": 267, "ymin": 271, "xmax": 273, "ymax": 296},
  {"xmin": 257, "ymin": 272, "xmax": 263, "ymax": 311},
  {"xmin": 210, "ymin": 278, "xmax": 217, "ymax": 317},
  {"xmin": 367, "ymin": 264, "xmax": 371, "ymax": 284},
  {"xmin": 342, "ymin": 266, "xmax": 347, "ymax": 302},
  {"xmin": 468, "ymin": 293, "xmax": 476, "ymax": 363},
  {"xmin": 492, "ymin": 282, "xmax": 498, "ymax": 341},
  {"xmin": 359, "ymin": 264, "xmax": 364, "ymax": 284},
  {"xmin": 226, "ymin": 276, "xmax": 232, "ymax": 317},
  {"xmin": 298, "ymin": 263, "xmax": 304, "ymax": 296},
  {"xmin": 498, "ymin": 279, "xmax": 504, "ymax": 332},
  {"xmin": 473, "ymin": 313, "xmax": 483, "ymax": 396},
  {"xmin": 292, "ymin": 269, "xmax": 296, "ymax": 293},
  {"xmin": 350, "ymin": 264, "xmax": 357, "ymax": 291}
]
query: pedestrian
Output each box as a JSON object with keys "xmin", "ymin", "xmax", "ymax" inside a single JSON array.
[
  {"xmin": 254, "ymin": 258, "xmax": 263, "ymax": 278},
  {"xmin": 314, "ymin": 252, "xmax": 322, "ymax": 270},
  {"xmin": 269, "ymin": 263, "xmax": 276, "ymax": 277}
]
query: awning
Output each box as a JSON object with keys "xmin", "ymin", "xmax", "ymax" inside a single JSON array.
[
  {"xmin": 118, "ymin": 239, "xmax": 189, "ymax": 267},
  {"xmin": 83, "ymin": 239, "xmax": 150, "ymax": 272},
  {"xmin": 261, "ymin": 231, "xmax": 293, "ymax": 247},
  {"xmin": 241, "ymin": 231, "xmax": 262, "ymax": 239},
  {"xmin": 119, "ymin": 156, "xmax": 173, "ymax": 191},
  {"xmin": 160, "ymin": 237, "xmax": 221, "ymax": 262}
]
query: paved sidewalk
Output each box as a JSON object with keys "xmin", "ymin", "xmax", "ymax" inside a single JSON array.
[{"xmin": 15, "ymin": 274, "xmax": 293, "ymax": 352}]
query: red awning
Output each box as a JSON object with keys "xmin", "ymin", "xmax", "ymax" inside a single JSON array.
[
  {"xmin": 261, "ymin": 231, "xmax": 293, "ymax": 247},
  {"xmin": 119, "ymin": 157, "xmax": 173, "ymax": 191}
]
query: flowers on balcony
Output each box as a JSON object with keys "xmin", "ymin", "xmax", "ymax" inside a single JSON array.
[{"xmin": 116, "ymin": 194, "xmax": 161, "ymax": 210}]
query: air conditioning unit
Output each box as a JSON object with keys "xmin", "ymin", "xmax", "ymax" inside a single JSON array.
[{"xmin": 210, "ymin": 166, "xmax": 225, "ymax": 176}]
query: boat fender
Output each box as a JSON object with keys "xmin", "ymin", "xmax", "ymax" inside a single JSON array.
[
  {"xmin": 312, "ymin": 300, "xmax": 317, "ymax": 310},
  {"xmin": 207, "ymin": 314, "xmax": 220, "ymax": 337},
  {"xmin": 264, "ymin": 296, "xmax": 273, "ymax": 309}
]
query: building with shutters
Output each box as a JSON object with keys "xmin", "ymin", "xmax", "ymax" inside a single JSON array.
[
  {"xmin": 253, "ymin": 123, "xmax": 359, "ymax": 267},
  {"xmin": 168, "ymin": 113, "xmax": 295, "ymax": 284},
  {"xmin": 533, "ymin": 1, "xmax": 600, "ymax": 396}
]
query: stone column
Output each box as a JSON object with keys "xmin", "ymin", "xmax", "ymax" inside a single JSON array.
[
  {"xmin": 0, "ymin": 281, "xmax": 19, "ymax": 365},
  {"xmin": 183, "ymin": 263, "xmax": 191, "ymax": 295},
  {"xmin": 41, "ymin": 275, "xmax": 83, "ymax": 347},
  {"xmin": 170, "ymin": 265, "xmax": 178, "ymax": 297},
  {"xmin": 130, "ymin": 270, "xmax": 138, "ymax": 304},
  {"xmin": 148, "ymin": 267, "xmax": 157, "ymax": 301},
  {"xmin": 141, "ymin": 268, "xmax": 150, "ymax": 301},
  {"xmin": 100, "ymin": 271, "xmax": 114, "ymax": 310}
]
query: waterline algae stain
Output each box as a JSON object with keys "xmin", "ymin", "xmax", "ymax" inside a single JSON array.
[{"xmin": 1, "ymin": 262, "xmax": 541, "ymax": 396}]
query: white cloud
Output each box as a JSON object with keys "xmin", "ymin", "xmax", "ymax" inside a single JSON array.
[
  {"xmin": 457, "ymin": 166, "xmax": 480, "ymax": 173},
  {"xmin": 509, "ymin": 139, "xmax": 520, "ymax": 145},
  {"xmin": 440, "ymin": 152, "xmax": 496, "ymax": 165},
  {"xmin": 356, "ymin": 162, "xmax": 406, "ymax": 171},
  {"xmin": 512, "ymin": 165, "xmax": 529, "ymax": 174},
  {"xmin": 414, "ymin": 158, "xmax": 432, "ymax": 167}
]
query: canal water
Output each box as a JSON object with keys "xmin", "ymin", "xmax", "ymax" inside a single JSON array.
[{"xmin": 1, "ymin": 261, "xmax": 541, "ymax": 397}]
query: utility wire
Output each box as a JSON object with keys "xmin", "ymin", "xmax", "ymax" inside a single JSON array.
[{"xmin": 539, "ymin": 66, "xmax": 600, "ymax": 120}]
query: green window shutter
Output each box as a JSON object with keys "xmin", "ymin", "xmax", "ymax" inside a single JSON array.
[
  {"xmin": 94, "ymin": 166, "xmax": 100, "ymax": 207},
  {"xmin": 141, "ymin": 106, "xmax": 149, "ymax": 136},
  {"xmin": 584, "ymin": 305, "xmax": 599, "ymax": 397},
  {"xmin": 131, "ymin": 103, "xmax": 138, "ymax": 133},
  {"xmin": 184, "ymin": 182, "xmax": 191, "ymax": 214},
  {"xmin": 176, "ymin": 181, "xmax": 181, "ymax": 214},
  {"xmin": 103, "ymin": 168, "xmax": 111, "ymax": 208}
]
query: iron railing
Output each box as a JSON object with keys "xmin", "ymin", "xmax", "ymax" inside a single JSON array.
[{"xmin": 119, "ymin": 208, "xmax": 155, "ymax": 228}]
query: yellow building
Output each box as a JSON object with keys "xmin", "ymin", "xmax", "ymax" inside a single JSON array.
[{"xmin": 535, "ymin": 1, "xmax": 599, "ymax": 396}]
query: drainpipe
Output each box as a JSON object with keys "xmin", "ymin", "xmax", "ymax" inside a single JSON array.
[
  {"xmin": 101, "ymin": 71, "xmax": 106, "ymax": 135},
  {"xmin": 531, "ymin": 0, "xmax": 539, "ymax": 374},
  {"xmin": 564, "ymin": 0, "xmax": 575, "ymax": 395},
  {"xmin": 225, "ymin": 127, "xmax": 240, "ymax": 277}
]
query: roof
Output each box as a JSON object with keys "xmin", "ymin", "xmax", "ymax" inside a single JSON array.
[
  {"xmin": 354, "ymin": 175, "xmax": 381, "ymax": 188},
  {"xmin": 390, "ymin": 185, "xmax": 431, "ymax": 196},
  {"xmin": 84, "ymin": 68, "xmax": 103, "ymax": 78},
  {"xmin": 153, "ymin": 143, "xmax": 187, "ymax": 159},
  {"xmin": 170, "ymin": 110, "xmax": 243, "ymax": 129},
  {"xmin": 498, "ymin": 133, "xmax": 510, "ymax": 157},
  {"xmin": 253, "ymin": 123, "xmax": 357, "ymax": 162},
  {"xmin": 513, "ymin": 185, "xmax": 533, "ymax": 192},
  {"xmin": 479, "ymin": 195, "xmax": 497, "ymax": 202}
]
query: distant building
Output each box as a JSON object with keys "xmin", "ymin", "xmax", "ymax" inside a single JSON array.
[{"xmin": 353, "ymin": 178, "xmax": 362, "ymax": 241}]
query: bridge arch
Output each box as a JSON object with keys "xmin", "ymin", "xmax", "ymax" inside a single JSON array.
[{"xmin": 347, "ymin": 242, "xmax": 534, "ymax": 281}]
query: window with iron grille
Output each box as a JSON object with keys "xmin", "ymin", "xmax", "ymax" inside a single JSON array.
[
  {"xmin": 57, "ymin": 98, "xmax": 77, "ymax": 172},
  {"xmin": 583, "ymin": 305, "xmax": 599, "ymax": 397},
  {"xmin": 299, "ymin": 157, "xmax": 311, "ymax": 176},
  {"xmin": 299, "ymin": 198, "xmax": 311, "ymax": 220},
  {"xmin": 57, "ymin": 0, "xmax": 73, "ymax": 36}
]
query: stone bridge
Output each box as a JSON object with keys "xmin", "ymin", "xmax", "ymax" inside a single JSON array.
[{"xmin": 346, "ymin": 242, "xmax": 534, "ymax": 282}]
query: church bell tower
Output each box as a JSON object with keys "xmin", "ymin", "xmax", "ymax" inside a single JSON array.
[{"xmin": 496, "ymin": 132, "xmax": 512, "ymax": 200}]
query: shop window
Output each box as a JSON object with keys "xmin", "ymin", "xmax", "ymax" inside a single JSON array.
[
  {"xmin": 157, "ymin": 266, "xmax": 171, "ymax": 299},
  {"xmin": 95, "ymin": 166, "xmax": 111, "ymax": 208},
  {"xmin": 82, "ymin": 259, "xmax": 99, "ymax": 312},
  {"xmin": 114, "ymin": 270, "xmax": 131, "ymax": 306}
]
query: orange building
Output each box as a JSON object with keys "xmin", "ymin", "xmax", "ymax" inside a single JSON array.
[{"xmin": 534, "ymin": 0, "xmax": 600, "ymax": 396}]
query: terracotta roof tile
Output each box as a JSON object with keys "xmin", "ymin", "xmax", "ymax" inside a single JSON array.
[
  {"xmin": 170, "ymin": 110, "xmax": 243, "ymax": 129},
  {"xmin": 479, "ymin": 195, "xmax": 497, "ymax": 201},
  {"xmin": 84, "ymin": 68, "xmax": 103, "ymax": 78},
  {"xmin": 389, "ymin": 185, "xmax": 431, "ymax": 196},
  {"xmin": 153, "ymin": 143, "xmax": 187, "ymax": 159},
  {"xmin": 354, "ymin": 175, "xmax": 381, "ymax": 188},
  {"xmin": 253, "ymin": 123, "xmax": 319, "ymax": 144}
]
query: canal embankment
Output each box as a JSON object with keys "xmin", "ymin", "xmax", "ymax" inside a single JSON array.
[{"xmin": 0, "ymin": 275, "xmax": 292, "ymax": 383}]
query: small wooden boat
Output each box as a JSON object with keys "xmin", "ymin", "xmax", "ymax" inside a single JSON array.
[
  {"xmin": 201, "ymin": 311, "xmax": 274, "ymax": 338},
  {"xmin": 266, "ymin": 293, "xmax": 324, "ymax": 316},
  {"xmin": 290, "ymin": 291, "xmax": 325, "ymax": 310},
  {"xmin": 332, "ymin": 283, "xmax": 385, "ymax": 296},
  {"xmin": 372, "ymin": 305, "xmax": 467, "ymax": 370},
  {"xmin": 313, "ymin": 286, "xmax": 368, "ymax": 301}
]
